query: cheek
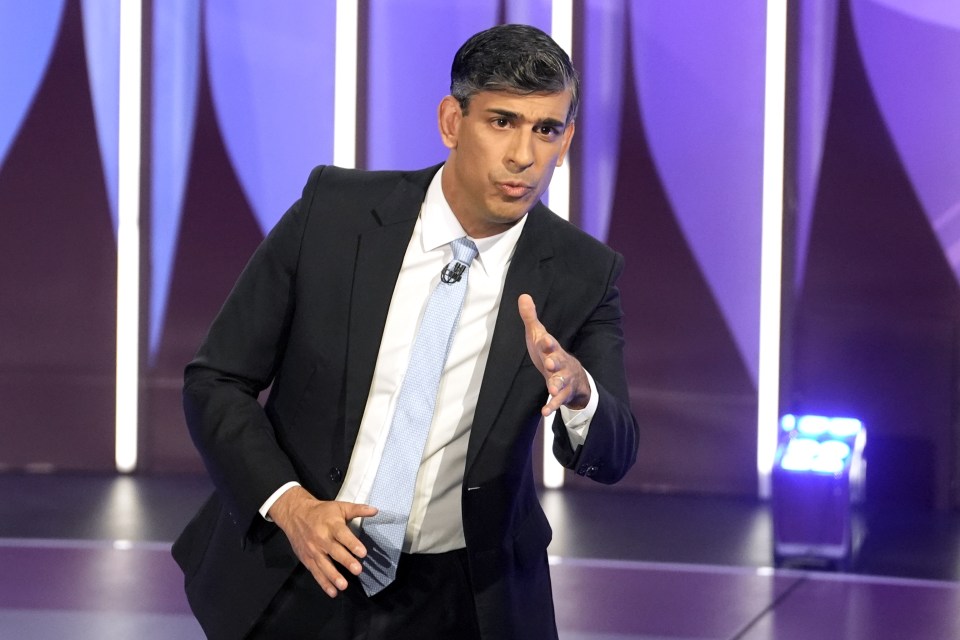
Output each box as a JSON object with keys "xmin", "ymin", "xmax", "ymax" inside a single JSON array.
[{"xmin": 538, "ymin": 145, "xmax": 564, "ymax": 167}]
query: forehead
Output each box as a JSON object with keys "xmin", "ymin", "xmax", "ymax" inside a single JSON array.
[{"xmin": 467, "ymin": 90, "xmax": 573, "ymax": 123}]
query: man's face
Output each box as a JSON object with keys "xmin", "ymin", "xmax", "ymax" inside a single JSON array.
[{"xmin": 438, "ymin": 90, "xmax": 575, "ymax": 238}]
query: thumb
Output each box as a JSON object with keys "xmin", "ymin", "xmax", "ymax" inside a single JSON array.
[
  {"xmin": 343, "ymin": 502, "xmax": 378, "ymax": 519},
  {"xmin": 518, "ymin": 294, "xmax": 540, "ymax": 329}
]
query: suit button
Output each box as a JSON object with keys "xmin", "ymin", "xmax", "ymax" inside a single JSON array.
[
  {"xmin": 328, "ymin": 467, "xmax": 343, "ymax": 483},
  {"xmin": 578, "ymin": 464, "xmax": 599, "ymax": 478}
]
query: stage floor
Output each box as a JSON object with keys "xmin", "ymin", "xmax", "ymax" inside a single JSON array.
[{"xmin": 2, "ymin": 472, "xmax": 959, "ymax": 639}]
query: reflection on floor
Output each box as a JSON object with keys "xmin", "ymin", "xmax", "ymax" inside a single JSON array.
[{"xmin": 1, "ymin": 472, "xmax": 959, "ymax": 639}]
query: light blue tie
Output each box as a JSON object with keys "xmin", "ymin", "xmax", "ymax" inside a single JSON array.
[{"xmin": 359, "ymin": 237, "xmax": 479, "ymax": 596}]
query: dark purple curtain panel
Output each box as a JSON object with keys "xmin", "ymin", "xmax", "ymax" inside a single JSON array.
[
  {"xmin": 0, "ymin": 0, "xmax": 116, "ymax": 471},
  {"xmin": 582, "ymin": 1, "xmax": 767, "ymax": 494},
  {"xmin": 140, "ymin": 0, "xmax": 338, "ymax": 471},
  {"xmin": 791, "ymin": 0, "xmax": 960, "ymax": 509}
]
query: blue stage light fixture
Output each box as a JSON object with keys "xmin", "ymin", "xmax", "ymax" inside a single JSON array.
[
  {"xmin": 772, "ymin": 414, "xmax": 867, "ymax": 569},
  {"xmin": 796, "ymin": 414, "xmax": 830, "ymax": 436}
]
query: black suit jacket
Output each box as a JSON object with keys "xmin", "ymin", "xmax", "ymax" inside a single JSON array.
[{"xmin": 173, "ymin": 164, "xmax": 639, "ymax": 639}]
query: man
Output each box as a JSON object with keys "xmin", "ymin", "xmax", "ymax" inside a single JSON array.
[{"xmin": 174, "ymin": 23, "xmax": 638, "ymax": 639}]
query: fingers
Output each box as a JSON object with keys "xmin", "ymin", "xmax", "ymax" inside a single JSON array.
[
  {"xmin": 310, "ymin": 554, "xmax": 346, "ymax": 598},
  {"xmin": 293, "ymin": 529, "xmax": 348, "ymax": 598},
  {"xmin": 547, "ymin": 373, "xmax": 567, "ymax": 397},
  {"xmin": 340, "ymin": 503, "xmax": 378, "ymax": 558},
  {"xmin": 541, "ymin": 374, "xmax": 573, "ymax": 416},
  {"xmin": 302, "ymin": 524, "xmax": 362, "ymax": 597},
  {"xmin": 326, "ymin": 504, "xmax": 375, "ymax": 571},
  {"xmin": 518, "ymin": 294, "xmax": 558, "ymax": 366},
  {"xmin": 326, "ymin": 524, "xmax": 364, "ymax": 573}
]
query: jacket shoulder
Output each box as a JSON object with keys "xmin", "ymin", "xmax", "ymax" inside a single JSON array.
[
  {"xmin": 532, "ymin": 203, "xmax": 623, "ymax": 270},
  {"xmin": 301, "ymin": 164, "xmax": 440, "ymax": 208}
]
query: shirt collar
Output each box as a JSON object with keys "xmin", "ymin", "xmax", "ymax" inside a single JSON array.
[{"xmin": 420, "ymin": 165, "xmax": 527, "ymax": 276}]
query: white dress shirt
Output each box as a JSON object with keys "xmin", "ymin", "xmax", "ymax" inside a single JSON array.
[{"xmin": 262, "ymin": 167, "xmax": 597, "ymax": 552}]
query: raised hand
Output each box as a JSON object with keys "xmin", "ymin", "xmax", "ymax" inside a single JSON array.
[{"xmin": 518, "ymin": 293, "xmax": 591, "ymax": 416}]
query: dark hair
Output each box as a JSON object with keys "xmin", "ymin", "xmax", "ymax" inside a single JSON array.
[{"xmin": 450, "ymin": 24, "xmax": 580, "ymax": 122}]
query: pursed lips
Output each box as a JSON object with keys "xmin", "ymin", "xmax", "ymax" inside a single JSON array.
[{"xmin": 496, "ymin": 180, "xmax": 534, "ymax": 199}]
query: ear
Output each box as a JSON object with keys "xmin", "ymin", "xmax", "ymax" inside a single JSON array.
[
  {"xmin": 438, "ymin": 95, "xmax": 462, "ymax": 150},
  {"xmin": 555, "ymin": 121, "xmax": 576, "ymax": 167}
]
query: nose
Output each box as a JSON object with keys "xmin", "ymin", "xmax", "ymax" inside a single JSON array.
[{"xmin": 504, "ymin": 128, "xmax": 534, "ymax": 172}]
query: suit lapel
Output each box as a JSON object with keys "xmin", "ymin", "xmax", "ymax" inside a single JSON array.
[
  {"xmin": 465, "ymin": 204, "xmax": 555, "ymax": 475},
  {"xmin": 342, "ymin": 167, "xmax": 440, "ymax": 454}
]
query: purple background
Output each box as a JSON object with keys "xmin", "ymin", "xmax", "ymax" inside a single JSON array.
[{"xmin": 1, "ymin": 0, "xmax": 958, "ymax": 508}]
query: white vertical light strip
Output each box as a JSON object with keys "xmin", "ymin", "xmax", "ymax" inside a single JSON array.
[
  {"xmin": 550, "ymin": 164, "xmax": 571, "ymax": 223},
  {"xmin": 116, "ymin": 0, "xmax": 143, "ymax": 473},
  {"xmin": 334, "ymin": 0, "xmax": 358, "ymax": 168},
  {"xmin": 549, "ymin": 0, "xmax": 573, "ymax": 224},
  {"xmin": 757, "ymin": 0, "xmax": 788, "ymax": 498},
  {"xmin": 542, "ymin": 414, "xmax": 565, "ymax": 489},
  {"xmin": 543, "ymin": 0, "xmax": 575, "ymax": 490},
  {"xmin": 551, "ymin": 0, "xmax": 574, "ymax": 78}
]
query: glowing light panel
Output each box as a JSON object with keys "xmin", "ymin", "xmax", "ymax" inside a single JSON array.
[
  {"xmin": 334, "ymin": 0, "xmax": 357, "ymax": 168},
  {"xmin": 116, "ymin": 0, "xmax": 142, "ymax": 473},
  {"xmin": 758, "ymin": 0, "xmax": 788, "ymax": 497},
  {"xmin": 543, "ymin": 0, "xmax": 572, "ymax": 490},
  {"xmin": 776, "ymin": 414, "xmax": 864, "ymax": 476}
]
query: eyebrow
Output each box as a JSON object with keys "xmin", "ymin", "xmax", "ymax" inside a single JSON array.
[{"xmin": 486, "ymin": 108, "xmax": 566, "ymax": 130}]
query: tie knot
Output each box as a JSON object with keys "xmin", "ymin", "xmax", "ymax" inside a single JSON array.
[{"xmin": 451, "ymin": 237, "xmax": 478, "ymax": 266}]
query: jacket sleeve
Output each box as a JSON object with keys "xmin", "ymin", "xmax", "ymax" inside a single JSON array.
[
  {"xmin": 551, "ymin": 252, "xmax": 639, "ymax": 484},
  {"xmin": 182, "ymin": 166, "xmax": 325, "ymax": 538}
]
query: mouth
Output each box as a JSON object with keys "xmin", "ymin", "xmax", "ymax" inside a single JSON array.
[{"xmin": 496, "ymin": 181, "xmax": 534, "ymax": 199}]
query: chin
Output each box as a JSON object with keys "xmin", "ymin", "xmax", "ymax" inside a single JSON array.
[
  {"xmin": 490, "ymin": 207, "xmax": 530, "ymax": 225},
  {"xmin": 493, "ymin": 196, "xmax": 536, "ymax": 218}
]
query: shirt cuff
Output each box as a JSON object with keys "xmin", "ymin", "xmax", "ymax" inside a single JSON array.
[
  {"xmin": 259, "ymin": 481, "xmax": 302, "ymax": 521},
  {"xmin": 558, "ymin": 370, "xmax": 598, "ymax": 449}
]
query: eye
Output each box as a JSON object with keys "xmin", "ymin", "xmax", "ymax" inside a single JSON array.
[
  {"xmin": 492, "ymin": 117, "xmax": 511, "ymax": 128},
  {"xmin": 537, "ymin": 125, "xmax": 560, "ymax": 138}
]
